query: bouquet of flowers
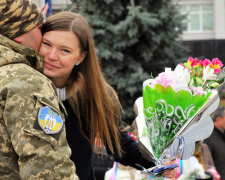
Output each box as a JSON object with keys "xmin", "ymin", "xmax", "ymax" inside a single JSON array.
[{"xmin": 135, "ymin": 57, "xmax": 225, "ymax": 175}]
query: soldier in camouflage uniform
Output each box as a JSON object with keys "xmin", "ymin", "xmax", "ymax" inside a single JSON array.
[{"xmin": 0, "ymin": 0, "xmax": 79, "ymax": 179}]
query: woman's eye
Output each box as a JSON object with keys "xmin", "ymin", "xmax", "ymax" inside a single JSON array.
[
  {"xmin": 42, "ymin": 41, "xmax": 50, "ymax": 47},
  {"xmin": 62, "ymin": 49, "xmax": 70, "ymax": 53}
]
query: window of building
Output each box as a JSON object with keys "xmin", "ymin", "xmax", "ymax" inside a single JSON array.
[{"xmin": 180, "ymin": 3, "xmax": 213, "ymax": 33}]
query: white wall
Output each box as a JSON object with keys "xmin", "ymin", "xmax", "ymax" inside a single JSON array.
[
  {"xmin": 51, "ymin": 0, "xmax": 71, "ymax": 10},
  {"xmin": 173, "ymin": 0, "xmax": 225, "ymax": 41}
]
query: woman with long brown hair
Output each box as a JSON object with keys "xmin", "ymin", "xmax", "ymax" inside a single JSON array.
[{"xmin": 39, "ymin": 11, "xmax": 176, "ymax": 180}]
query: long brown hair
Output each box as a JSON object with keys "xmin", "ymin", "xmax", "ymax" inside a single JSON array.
[{"xmin": 42, "ymin": 11, "xmax": 122, "ymax": 156}]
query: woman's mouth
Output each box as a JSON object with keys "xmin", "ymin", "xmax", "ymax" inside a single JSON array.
[{"xmin": 44, "ymin": 62, "xmax": 58, "ymax": 69}]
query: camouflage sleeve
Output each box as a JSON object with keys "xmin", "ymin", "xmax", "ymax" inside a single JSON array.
[{"xmin": 3, "ymin": 80, "xmax": 79, "ymax": 180}]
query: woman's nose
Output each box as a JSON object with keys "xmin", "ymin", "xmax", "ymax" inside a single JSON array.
[{"xmin": 48, "ymin": 48, "xmax": 58, "ymax": 60}]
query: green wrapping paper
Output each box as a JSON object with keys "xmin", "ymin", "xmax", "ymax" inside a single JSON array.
[{"xmin": 143, "ymin": 82, "xmax": 211, "ymax": 159}]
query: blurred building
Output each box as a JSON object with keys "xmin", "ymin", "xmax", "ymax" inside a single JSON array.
[{"xmin": 173, "ymin": 0, "xmax": 225, "ymax": 63}]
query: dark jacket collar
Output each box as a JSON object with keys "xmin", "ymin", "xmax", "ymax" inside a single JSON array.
[{"xmin": 214, "ymin": 127, "xmax": 225, "ymax": 140}]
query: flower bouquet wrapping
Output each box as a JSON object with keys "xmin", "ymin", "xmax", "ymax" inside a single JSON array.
[{"xmin": 135, "ymin": 57, "xmax": 225, "ymax": 175}]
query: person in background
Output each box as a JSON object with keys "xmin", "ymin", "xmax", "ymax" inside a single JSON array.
[
  {"xmin": 0, "ymin": 0, "xmax": 78, "ymax": 179},
  {"xmin": 193, "ymin": 141, "xmax": 220, "ymax": 180},
  {"xmin": 204, "ymin": 107, "xmax": 225, "ymax": 180},
  {"xmin": 193, "ymin": 141, "xmax": 215, "ymax": 171},
  {"xmin": 39, "ymin": 11, "xmax": 177, "ymax": 180}
]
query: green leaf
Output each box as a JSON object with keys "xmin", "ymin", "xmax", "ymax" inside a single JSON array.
[
  {"xmin": 183, "ymin": 63, "xmax": 192, "ymax": 69},
  {"xmin": 217, "ymin": 67, "xmax": 225, "ymax": 84},
  {"xmin": 195, "ymin": 77, "xmax": 204, "ymax": 86},
  {"xmin": 211, "ymin": 82, "xmax": 220, "ymax": 88}
]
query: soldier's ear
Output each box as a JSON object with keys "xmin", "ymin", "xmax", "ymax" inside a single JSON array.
[{"xmin": 13, "ymin": 36, "xmax": 23, "ymax": 43}]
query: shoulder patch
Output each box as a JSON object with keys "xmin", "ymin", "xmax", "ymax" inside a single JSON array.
[{"xmin": 38, "ymin": 106, "xmax": 63, "ymax": 134}]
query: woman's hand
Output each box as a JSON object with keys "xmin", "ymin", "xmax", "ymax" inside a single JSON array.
[{"xmin": 162, "ymin": 161, "xmax": 178, "ymax": 180}]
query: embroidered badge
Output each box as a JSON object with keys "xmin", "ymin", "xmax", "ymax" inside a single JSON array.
[{"xmin": 38, "ymin": 106, "xmax": 63, "ymax": 134}]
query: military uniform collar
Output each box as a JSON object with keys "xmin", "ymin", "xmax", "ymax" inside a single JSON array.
[{"xmin": 0, "ymin": 34, "xmax": 43, "ymax": 72}]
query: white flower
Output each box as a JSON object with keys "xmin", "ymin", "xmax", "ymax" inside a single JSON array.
[
  {"xmin": 172, "ymin": 64, "xmax": 191, "ymax": 92},
  {"xmin": 175, "ymin": 64, "xmax": 190, "ymax": 84},
  {"xmin": 203, "ymin": 66, "xmax": 216, "ymax": 82}
]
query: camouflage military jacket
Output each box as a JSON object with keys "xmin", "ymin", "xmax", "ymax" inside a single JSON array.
[{"xmin": 0, "ymin": 35, "xmax": 78, "ymax": 180}]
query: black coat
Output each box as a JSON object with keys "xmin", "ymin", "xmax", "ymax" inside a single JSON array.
[
  {"xmin": 204, "ymin": 127, "xmax": 225, "ymax": 179},
  {"xmin": 63, "ymin": 100, "xmax": 155, "ymax": 180}
]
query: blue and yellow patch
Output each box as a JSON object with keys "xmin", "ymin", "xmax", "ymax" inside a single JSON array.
[{"xmin": 38, "ymin": 106, "xmax": 63, "ymax": 134}]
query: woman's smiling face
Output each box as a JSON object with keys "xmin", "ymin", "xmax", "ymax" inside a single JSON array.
[{"xmin": 39, "ymin": 30, "xmax": 85, "ymax": 87}]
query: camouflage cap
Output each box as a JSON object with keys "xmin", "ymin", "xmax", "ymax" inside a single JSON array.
[{"xmin": 0, "ymin": 0, "xmax": 43, "ymax": 39}]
